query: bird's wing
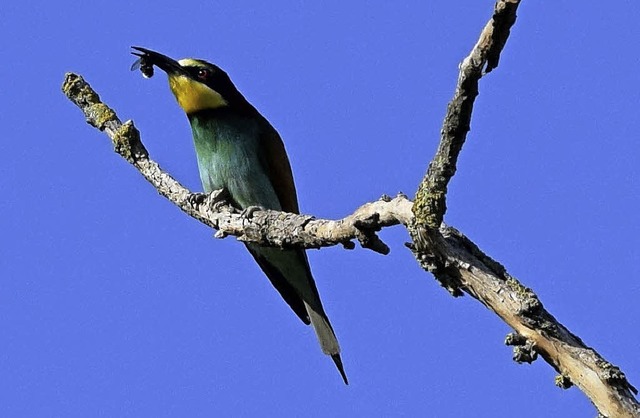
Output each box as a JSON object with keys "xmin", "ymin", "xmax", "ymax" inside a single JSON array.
[
  {"xmin": 254, "ymin": 121, "xmax": 329, "ymax": 316},
  {"xmin": 245, "ymin": 244, "xmax": 310, "ymax": 324},
  {"xmin": 257, "ymin": 124, "xmax": 300, "ymax": 214},
  {"xmin": 253, "ymin": 122, "xmax": 315, "ymax": 316},
  {"xmin": 254, "ymin": 123, "xmax": 347, "ymax": 382}
]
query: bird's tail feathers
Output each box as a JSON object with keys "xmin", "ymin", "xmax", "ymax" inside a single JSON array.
[
  {"xmin": 306, "ymin": 302, "xmax": 340, "ymax": 355},
  {"xmin": 305, "ymin": 301, "xmax": 348, "ymax": 384}
]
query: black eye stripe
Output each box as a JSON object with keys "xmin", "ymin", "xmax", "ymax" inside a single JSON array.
[{"xmin": 184, "ymin": 66, "xmax": 210, "ymax": 79}]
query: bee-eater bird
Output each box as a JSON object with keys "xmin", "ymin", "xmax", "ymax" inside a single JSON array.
[{"xmin": 131, "ymin": 47, "xmax": 347, "ymax": 384}]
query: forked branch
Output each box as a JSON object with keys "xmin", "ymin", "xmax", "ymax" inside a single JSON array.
[{"xmin": 62, "ymin": 1, "xmax": 638, "ymax": 415}]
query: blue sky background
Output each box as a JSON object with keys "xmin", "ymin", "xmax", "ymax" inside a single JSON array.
[{"xmin": 2, "ymin": 1, "xmax": 639, "ymax": 416}]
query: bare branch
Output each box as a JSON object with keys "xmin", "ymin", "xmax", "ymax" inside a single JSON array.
[
  {"xmin": 62, "ymin": 1, "xmax": 639, "ymax": 414},
  {"xmin": 424, "ymin": 226, "xmax": 640, "ymax": 417},
  {"xmin": 413, "ymin": 0, "xmax": 521, "ymax": 229},
  {"xmin": 406, "ymin": 0, "xmax": 639, "ymax": 416}
]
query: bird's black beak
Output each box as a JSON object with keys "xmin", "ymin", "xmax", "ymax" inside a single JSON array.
[{"xmin": 131, "ymin": 46, "xmax": 187, "ymax": 76}]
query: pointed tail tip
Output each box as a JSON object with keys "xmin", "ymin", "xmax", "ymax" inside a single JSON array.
[{"xmin": 331, "ymin": 354, "xmax": 349, "ymax": 385}]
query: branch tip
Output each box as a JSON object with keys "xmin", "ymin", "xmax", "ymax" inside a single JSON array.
[{"xmin": 412, "ymin": 0, "xmax": 521, "ymax": 229}]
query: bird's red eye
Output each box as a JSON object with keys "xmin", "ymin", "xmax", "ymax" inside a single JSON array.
[{"xmin": 197, "ymin": 69, "xmax": 209, "ymax": 80}]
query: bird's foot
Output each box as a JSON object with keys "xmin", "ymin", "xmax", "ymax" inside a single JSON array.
[
  {"xmin": 188, "ymin": 188, "xmax": 230, "ymax": 211},
  {"xmin": 187, "ymin": 192, "xmax": 208, "ymax": 207},
  {"xmin": 209, "ymin": 188, "xmax": 231, "ymax": 210},
  {"xmin": 240, "ymin": 205, "xmax": 266, "ymax": 219}
]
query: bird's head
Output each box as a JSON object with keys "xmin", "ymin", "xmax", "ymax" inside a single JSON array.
[{"xmin": 131, "ymin": 46, "xmax": 241, "ymax": 115}]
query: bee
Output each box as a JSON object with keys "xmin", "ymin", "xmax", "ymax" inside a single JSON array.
[{"xmin": 130, "ymin": 52, "xmax": 154, "ymax": 78}]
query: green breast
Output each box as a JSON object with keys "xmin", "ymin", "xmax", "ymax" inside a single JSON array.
[{"xmin": 188, "ymin": 110, "xmax": 281, "ymax": 210}]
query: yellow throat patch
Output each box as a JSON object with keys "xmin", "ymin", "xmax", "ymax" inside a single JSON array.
[{"xmin": 168, "ymin": 61, "xmax": 227, "ymax": 114}]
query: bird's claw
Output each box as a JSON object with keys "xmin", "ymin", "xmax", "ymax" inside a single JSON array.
[
  {"xmin": 188, "ymin": 189, "xmax": 230, "ymax": 210},
  {"xmin": 240, "ymin": 205, "xmax": 266, "ymax": 219},
  {"xmin": 209, "ymin": 188, "xmax": 231, "ymax": 210},
  {"xmin": 187, "ymin": 192, "xmax": 208, "ymax": 207}
]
